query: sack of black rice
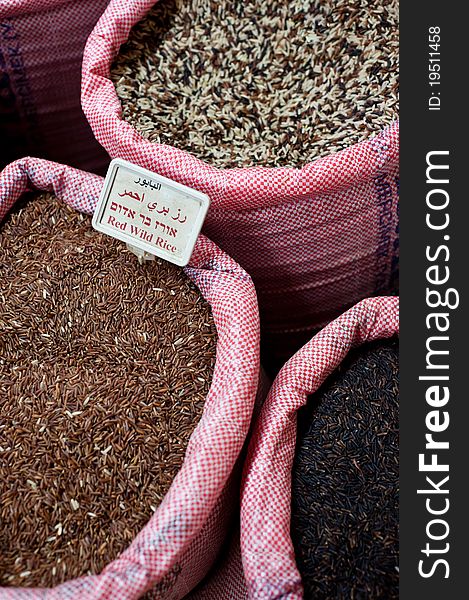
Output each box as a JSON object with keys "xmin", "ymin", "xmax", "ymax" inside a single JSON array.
[{"xmin": 241, "ymin": 296, "xmax": 399, "ymax": 599}]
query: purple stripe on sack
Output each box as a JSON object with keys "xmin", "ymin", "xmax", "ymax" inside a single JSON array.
[{"xmin": 0, "ymin": 1, "xmax": 111, "ymax": 174}]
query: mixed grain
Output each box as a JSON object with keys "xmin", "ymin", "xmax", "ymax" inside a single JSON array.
[
  {"xmin": 0, "ymin": 193, "xmax": 217, "ymax": 588},
  {"xmin": 112, "ymin": 0, "xmax": 399, "ymax": 168},
  {"xmin": 291, "ymin": 339, "xmax": 399, "ymax": 599}
]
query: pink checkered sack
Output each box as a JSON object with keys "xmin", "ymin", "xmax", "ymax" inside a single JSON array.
[
  {"xmin": 0, "ymin": 1, "xmax": 110, "ymax": 173},
  {"xmin": 187, "ymin": 526, "xmax": 246, "ymax": 600},
  {"xmin": 81, "ymin": 0, "xmax": 399, "ymax": 365},
  {"xmin": 0, "ymin": 157, "xmax": 261, "ymax": 599},
  {"xmin": 240, "ymin": 296, "xmax": 399, "ymax": 599},
  {"xmin": 186, "ymin": 368, "xmax": 273, "ymax": 600}
]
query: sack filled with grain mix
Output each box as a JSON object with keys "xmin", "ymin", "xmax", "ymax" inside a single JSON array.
[
  {"xmin": 241, "ymin": 296, "xmax": 399, "ymax": 599},
  {"xmin": 82, "ymin": 0, "xmax": 399, "ymax": 367},
  {"xmin": 0, "ymin": 0, "xmax": 110, "ymax": 173},
  {"xmin": 0, "ymin": 157, "xmax": 261, "ymax": 599}
]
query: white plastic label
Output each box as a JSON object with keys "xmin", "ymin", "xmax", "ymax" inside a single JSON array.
[{"xmin": 92, "ymin": 158, "xmax": 210, "ymax": 267}]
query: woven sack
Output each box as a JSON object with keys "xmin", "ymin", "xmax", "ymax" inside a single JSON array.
[
  {"xmin": 187, "ymin": 525, "xmax": 246, "ymax": 600},
  {"xmin": 0, "ymin": 1, "xmax": 110, "ymax": 173},
  {"xmin": 81, "ymin": 0, "xmax": 399, "ymax": 367},
  {"xmin": 0, "ymin": 156, "xmax": 261, "ymax": 600},
  {"xmin": 240, "ymin": 296, "xmax": 399, "ymax": 599},
  {"xmin": 186, "ymin": 365, "xmax": 273, "ymax": 600}
]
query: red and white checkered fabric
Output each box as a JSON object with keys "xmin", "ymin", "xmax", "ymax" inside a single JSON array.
[
  {"xmin": 240, "ymin": 296, "xmax": 399, "ymax": 599},
  {"xmin": 187, "ymin": 525, "xmax": 247, "ymax": 600},
  {"xmin": 0, "ymin": 0, "xmax": 110, "ymax": 173},
  {"xmin": 0, "ymin": 157, "xmax": 261, "ymax": 600},
  {"xmin": 81, "ymin": 0, "xmax": 399, "ymax": 363},
  {"xmin": 185, "ymin": 369, "xmax": 272, "ymax": 600}
]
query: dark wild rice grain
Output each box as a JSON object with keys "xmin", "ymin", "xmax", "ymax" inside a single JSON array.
[{"xmin": 291, "ymin": 339, "xmax": 399, "ymax": 600}]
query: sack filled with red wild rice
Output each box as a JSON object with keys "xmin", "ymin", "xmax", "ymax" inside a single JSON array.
[
  {"xmin": 82, "ymin": 0, "xmax": 399, "ymax": 368},
  {"xmin": 241, "ymin": 297, "xmax": 399, "ymax": 599},
  {"xmin": 0, "ymin": 157, "xmax": 261, "ymax": 599},
  {"xmin": 0, "ymin": 0, "xmax": 110, "ymax": 174}
]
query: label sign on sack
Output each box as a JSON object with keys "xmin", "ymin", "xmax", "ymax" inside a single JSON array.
[{"xmin": 92, "ymin": 158, "xmax": 210, "ymax": 267}]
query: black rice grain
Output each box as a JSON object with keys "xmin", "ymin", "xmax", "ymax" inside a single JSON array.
[{"xmin": 291, "ymin": 339, "xmax": 399, "ymax": 600}]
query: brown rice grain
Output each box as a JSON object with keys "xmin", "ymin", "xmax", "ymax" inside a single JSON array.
[{"xmin": 0, "ymin": 193, "xmax": 217, "ymax": 588}]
